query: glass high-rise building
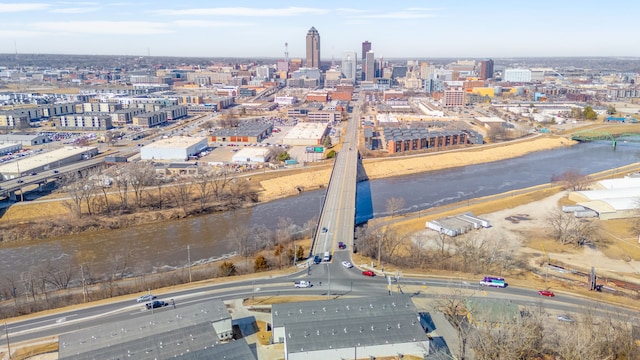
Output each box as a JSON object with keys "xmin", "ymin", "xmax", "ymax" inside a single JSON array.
[
  {"xmin": 306, "ymin": 27, "xmax": 321, "ymax": 69},
  {"xmin": 341, "ymin": 51, "xmax": 357, "ymax": 83}
]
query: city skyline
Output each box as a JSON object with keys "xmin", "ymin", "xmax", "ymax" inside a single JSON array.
[{"xmin": 1, "ymin": 1, "xmax": 639, "ymax": 59}]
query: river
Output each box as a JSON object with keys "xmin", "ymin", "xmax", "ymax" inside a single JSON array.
[{"xmin": 1, "ymin": 141, "xmax": 638, "ymax": 280}]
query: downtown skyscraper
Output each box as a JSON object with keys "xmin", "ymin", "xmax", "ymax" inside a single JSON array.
[{"xmin": 306, "ymin": 27, "xmax": 320, "ymax": 69}]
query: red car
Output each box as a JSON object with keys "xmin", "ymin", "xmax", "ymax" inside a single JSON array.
[
  {"xmin": 362, "ymin": 270, "xmax": 375, "ymax": 277},
  {"xmin": 538, "ymin": 290, "xmax": 555, "ymax": 297}
]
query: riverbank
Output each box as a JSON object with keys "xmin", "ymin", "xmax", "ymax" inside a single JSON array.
[
  {"xmin": 257, "ymin": 134, "xmax": 575, "ymax": 202},
  {"xmin": 0, "ymin": 134, "xmax": 575, "ymax": 225}
]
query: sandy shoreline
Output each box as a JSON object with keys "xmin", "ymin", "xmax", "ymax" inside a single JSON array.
[{"xmin": 258, "ymin": 135, "xmax": 575, "ymax": 201}]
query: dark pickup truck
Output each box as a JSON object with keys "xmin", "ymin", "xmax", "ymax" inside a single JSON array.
[{"xmin": 145, "ymin": 300, "xmax": 167, "ymax": 310}]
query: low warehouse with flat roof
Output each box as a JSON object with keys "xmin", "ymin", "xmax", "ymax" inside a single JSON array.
[
  {"xmin": 210, "ymin": 121, "xmax": 273, "ymax": 143},
  {"xmin": 140, "ymin": 136, "xmax": 208, "ymax": 161},
  {"xmin": 282, "ymin": 122, "xmax": 327, "ymax": 146},
  {"xmin": 231, "ymin": 147, "xmax": 271, "ymax": 163}
]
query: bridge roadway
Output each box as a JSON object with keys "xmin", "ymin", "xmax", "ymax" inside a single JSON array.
[
  {"xmin": 0, "ymin": 158, "xmax": 105, "ymax": 199},
  {"xmin": 310, "ymin": 99, "xmax": 360, "ymax": 268}
]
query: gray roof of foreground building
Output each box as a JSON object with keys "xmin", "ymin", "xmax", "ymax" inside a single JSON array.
[
  {"xmin": 272, "ymin": 295, "xmax": 417, "ymax": 328},
  {"xmin": 284, "ymin": 313, "xmax": 427, "ymax": 354},
  {"xmin": 59, "ymin": 298, "xmax": 233, "ymax": 359}
]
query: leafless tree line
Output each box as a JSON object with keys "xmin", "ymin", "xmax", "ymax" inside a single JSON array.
[
  {"xmin": 435, "ymin": 289, "xmax": 638, "ymax": 360},
  {"xmin": 355, "ymin": 224, "xmax": 525, "ymax": 276},
  {"xmin": 0, "ymin": 214, "xmax": 315, "ymax": 319},
  {"xmin": 60, "ymin": 162, "xmax": 257, "ymax": 219}
]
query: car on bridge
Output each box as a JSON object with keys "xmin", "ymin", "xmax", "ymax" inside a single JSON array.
[
  {"xmin": 294, "ymin": 280, "xmax": 312, "ymax": 288},
  {"xmin": 338, "ymin": 241, "xmax": 347, "ymax": 250},
  {"xmin": 362, "ymin": 270, "xmax": 375, "ymax": 277}
]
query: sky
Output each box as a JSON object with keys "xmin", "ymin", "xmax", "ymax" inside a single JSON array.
[{"xmin": 1, "ymin": 1, "xmax": 639, "ymax": 60}]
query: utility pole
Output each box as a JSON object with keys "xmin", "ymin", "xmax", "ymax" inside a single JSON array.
[
  {"xmin": 187, "ymin": 245, "xmax": 192, "ymax": 283},
  {"xmin": 4, "ymin": 322, "xmax": 11, "ymax": 360}
]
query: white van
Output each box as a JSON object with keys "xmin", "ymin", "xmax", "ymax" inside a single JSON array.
[{"xmin": 322, "ymin": 251, "xmax": 331, "ymax": 262}]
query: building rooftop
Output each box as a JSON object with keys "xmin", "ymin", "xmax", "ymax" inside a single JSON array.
[
  {"xmin": 272, "ymin": 295, "xmax": 417, "ymax": 328},
  {"xmin": 285, "ymin": 313, "xmax": 427, "ymax": 355},
  {"xmin": 143, "ymin": 136, "xmax": 207, "ymax": 149},
  {"xmin": 283, "ymin": 122, "xmax": 327, "ymax": 141},
  {"xmin": 212, "ymin": 122, "xmax": 272, "ymax": 138},
  {"xmin": 59, "ymin": 298, "xmax": 238, "ymax": 360}
]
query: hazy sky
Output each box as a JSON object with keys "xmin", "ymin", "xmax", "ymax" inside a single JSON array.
[{"xmin": 1, "ymin": 1, "xmax": 638, "ymax": 59}]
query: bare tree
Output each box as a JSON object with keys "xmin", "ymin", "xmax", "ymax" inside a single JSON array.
[
  {"xmin": 470, "ymin": 304, "xmax": 546, "ymax": 360},
  {"xmin": 168, "ymin": 178, "xmax": 194, "ymax": 215},
  {"xmin": 210, "ymin": 168, "xmax": 232, "ymax": 201},
  {"xmin": 112, "ymin": 165, "xmax": 130, "ymax": 211},
  {"xmin": 228, "ymin": 227, "xmax": 253, "ymax": 267},
  {"xmin": 43, "ymin": 261, "xmax": 75, "ymax": 290},
  {"xmin": 546, "ymin": 208, "xmax": 601, "ymax": 246},
  {"xmin": 551, "ymin": 170, "xmax": 592, "ymax": 191},
  {"xmin": 125, "ymin": 162, "xmax": 156, "ymax": 208},
  {"xmin": 386, "ymin": 197, "xmax": 406, "ymax": 217},
  {"xmin": 437, "ymin": 289, "xmax": 475, "ymax": 360},
  {"xmin": 60, "ymin": 172, "xmax": 88, "ymax": 218}
]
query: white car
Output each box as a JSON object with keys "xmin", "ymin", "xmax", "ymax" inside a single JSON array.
[
  {"xmin": 294, "ymin": 280, "xmax": 312, "ymax": 288},
  {"xmin": 341, "ymin": 261, "xmax": 353, "ymax": 268},
  {"xmin": 136, "ymin": 294, "xmax": 156, "ymax": 303}
]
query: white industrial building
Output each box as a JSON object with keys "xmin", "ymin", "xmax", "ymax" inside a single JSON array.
[
  {"xmin": 0, "ymin": 142, "xmax": 21, "ymax": 155},
  {"xmin": 0, "ymin": 146, "xmax": 98, "ymax": 180},
  {"xmin": 282, "ymin": 122, "xmax": 327, "ymax": 146},
  {"xmin": 272, "ymin": 296, "xmax": 429, "ymax": 360},
  {"xmin": 140, "ymin": 136, "xmax": 208, "ymax": 161},
  {"xmin": 568, "ymin": 177, "xmax": 640, "ymax": 220},
  {"xmin": 231, "ymin": 147, "xmax": 271, "ymax": 164},
  {"xmin": 0, "ymin": 133, "xmax": 49, "ymax": 146}
]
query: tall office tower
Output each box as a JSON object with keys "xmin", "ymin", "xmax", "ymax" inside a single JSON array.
[
  {"xmin": 341, "ymin": 51, "xmax": 357, "ymax": 83},
  {"xmin": 479, "ymin": 59, "xmax": 494, "ymax": 80},
  {"xmin": 361, "ymin": 41, "xmax": 371, "ymax": 60},
  {"xmin": 306, "ymin": 27, "xmax": 321, "ymax": 69},
  {"xmin": 365, "ymin": 50, "xmax": 375, "ymax": 81}
]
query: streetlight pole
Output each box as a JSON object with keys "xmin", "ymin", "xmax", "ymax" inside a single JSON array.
[
  {"xmin": 4, "ymin": 322, "xmax": 12, "ymax": 360},
  {"xmin": 187, "ymin": 245, "xmax": 192, "ymax": 283}
]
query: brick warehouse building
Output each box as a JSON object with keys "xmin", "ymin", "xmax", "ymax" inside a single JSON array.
[{"xmin": 383, "ymin": 126, "xmax": 469, "ymax": 154}]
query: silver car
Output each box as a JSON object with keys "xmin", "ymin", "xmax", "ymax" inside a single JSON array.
[{"xmin": 136, "ymin": 294, "xmax": 156, "ymax": 303}]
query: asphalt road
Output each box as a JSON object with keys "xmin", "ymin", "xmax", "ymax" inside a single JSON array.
[{"xmin": 6, "ymin": 269, "xmax": 636, "ymax": 345}]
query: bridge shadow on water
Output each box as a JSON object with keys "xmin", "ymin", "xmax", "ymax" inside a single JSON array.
[{"xmin": 355, "ymin": 154, "xmax": 373, "ymax": 226}]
